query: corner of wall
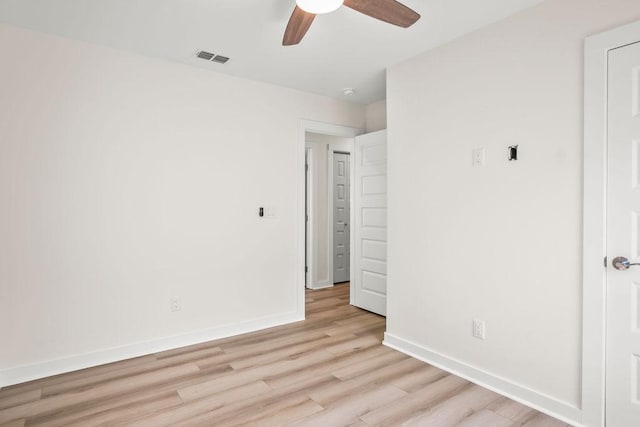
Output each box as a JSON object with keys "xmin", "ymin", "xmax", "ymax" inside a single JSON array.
[
  {"xmin": 383, "ymin": 333, "xmax": 583, "ymax": 426},
  {"xmin": 365, "ymin": 100, "xmax": 387, "ymax": 133}
]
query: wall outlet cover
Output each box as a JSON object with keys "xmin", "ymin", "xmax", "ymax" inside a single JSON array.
[
  {"xmin": 170, "ymin": 297, "xmax": 181, "ymax": 312},
  {"xmin": 473, "ymin": 319, "xmax": 486, "ymax": 340},
  {"xmin": 472, "ymin": 148, "xmax": 485, "ymax": 167}
]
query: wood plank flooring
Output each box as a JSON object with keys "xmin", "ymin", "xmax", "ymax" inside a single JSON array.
[{"xmin": 0, "ymin": 283, "xmax": 571, "ymax": 426}]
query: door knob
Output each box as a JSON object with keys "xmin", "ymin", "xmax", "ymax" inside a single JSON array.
[{"xmin": 612, "ymin": 256, "xmax": 640, "ymax": 270}]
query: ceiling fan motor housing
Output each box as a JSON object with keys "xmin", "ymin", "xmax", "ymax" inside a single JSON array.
[{"xmin": 296, "ymin": 0, "xmax": 344, "ymax": 14}]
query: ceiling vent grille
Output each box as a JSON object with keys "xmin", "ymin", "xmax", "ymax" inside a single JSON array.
[
  {"xmin": 195, "ymin": 50, "xmax": 230, "ymax": 65},
  {"xmin": 212, "ymin": 55, "xmax": 230, "ymax": 64},
  {"xmin": 196, "ymin": 50, "xmax": 215, "ymax": 60}
]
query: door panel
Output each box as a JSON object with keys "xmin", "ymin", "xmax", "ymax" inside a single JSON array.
[
  {"xmin": 607, "ymin": 41, "xmax": 640, "ymax": 426},
  {"xmin": 333, "ymin": 152, "xmax": 350, "ymax": 283},
  {"xmin": 354, "ymin": 130, "xmax": 387, "ymax": 316}
]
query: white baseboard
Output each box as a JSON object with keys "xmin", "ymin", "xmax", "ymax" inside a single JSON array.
[
  {"xmin": 0, "ymin": 311, "xmax": 303, "ymax": 388},
  {"xmin": 383, "ymin": 333, "xmax": 583, "ymax": 427},
  {"xmin": 308, "ymin": 280, "xmax": 333, "ymax": 290}
]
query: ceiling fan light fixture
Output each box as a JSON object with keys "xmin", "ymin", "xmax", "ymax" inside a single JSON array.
[{"xmin": 296, "ymin": 0, "xmax": 344, "ymax": 14}]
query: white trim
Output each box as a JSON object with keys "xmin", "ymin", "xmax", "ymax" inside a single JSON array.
[
  {"xmin": 0, "ymin": 311, "xmax": 302, "ymax": 388},
  {"xmin": 310, "ymin": 280, "xmax": 333, "ymax": 290},
  {"xmin": 305, "ymin": 146, "xmax": 314, "ymax": 289},
  {"xmin": 297, "ymin": 120, "xmax": 362, "ymax": 307},
  {"xmin": 347, "ymin": 136, "xmax": 358, "ymax": 303},
  {"xmin": 583, "ymin": 19, "xmax": 640, "ymax": 427},
  {"xmin": 384, "ymin": 333, "xmax": 583, "ymax": 426}
]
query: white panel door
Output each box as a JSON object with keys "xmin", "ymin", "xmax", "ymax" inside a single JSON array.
[
  {"xmin": 607, "ymin": 41, "xmax": 640, "ymax": 426},
  {"xmin": 353, "ymin": 130, "xmax": 387, "ymax": 316},
  {"xmin": 333, "ymin": 152, "xmax": 350, "ymax": 283}
]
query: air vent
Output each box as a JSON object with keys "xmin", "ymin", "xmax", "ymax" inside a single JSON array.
[
  {"xmin": 196, "ymin": 50, "xmax": 215, "ymax": 60},
  {"xmin": 195, "ymin": 50, "xmax": 230, "ymax": 65},
  {"xmin": 212, "ymin": 55, "xmax": 229, "ymax": 64}
]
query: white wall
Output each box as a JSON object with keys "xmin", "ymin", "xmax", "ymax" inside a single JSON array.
[
  {"xmin": 365, "ymin": 100, "xmax": 387, "ymax": 132},
  {"xmin": 305, "ymin": 132, "xmax": 353, "ymax": 289},
  {"xmin": 0, "ymin": 24, "xmax": 365, "ymax": 386},
  {"xmin": 385, "ymin": 0, "xmax": 640, "ymax": 423}
]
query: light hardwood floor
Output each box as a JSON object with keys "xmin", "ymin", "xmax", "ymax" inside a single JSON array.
[{"xmin": 0, "ymin": 283, "xmax": 570, "ymax": 426}]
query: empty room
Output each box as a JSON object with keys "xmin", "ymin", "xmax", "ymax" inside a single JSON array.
[{"xmin": 1, "ymin": 0, "xmax": 640, "ymax": 425}]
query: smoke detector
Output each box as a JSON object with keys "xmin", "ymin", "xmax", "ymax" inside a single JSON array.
[{"xmin": 342, "ymin": 88, "xmax": 355, "ymax": 96}]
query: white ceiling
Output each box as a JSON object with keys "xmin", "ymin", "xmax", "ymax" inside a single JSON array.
[{"xmin": 0, "ymin": 0, "xmax": 544, "ymax": 104}]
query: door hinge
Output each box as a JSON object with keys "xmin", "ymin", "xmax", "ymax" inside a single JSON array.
[
  {"xmin": 604, "ymin": 256, "xmax": 607, "ymax": 267},
  {"xmin": 306, "ymin": 215, "xmax": 309, "ymax": 222},
  {"xmin": 305, "ymin": 266, "xmax": 308, "ymax": 273},
  {"xmin": 305, "ymin": 163, "xmax": 308, "ymax": 172}
]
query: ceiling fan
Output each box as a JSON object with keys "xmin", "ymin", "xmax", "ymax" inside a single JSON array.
[{"xmin": 283, "ymin": 0, "xmax": 420, "ymax": 46}]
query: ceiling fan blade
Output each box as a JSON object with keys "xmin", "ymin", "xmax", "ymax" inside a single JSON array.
[
  {"xmin": 283, "ymin": 6, "xmax": 316, "ymax": 46},
  {"xmin": 343, "ymin": 0, "xmax": 420, "ymax": 28}
]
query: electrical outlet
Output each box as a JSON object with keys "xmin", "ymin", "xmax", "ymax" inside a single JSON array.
[
  {"xmin": 170, "ymin": 297, "xmax": 181, "ymax": 312},
  {"xmin": 472, "ymin": 319, "xmax": 486, "ymax": 340},
  {"xmin": 472, "ymin": 148, "xmax": 485, "ymax": 167}
]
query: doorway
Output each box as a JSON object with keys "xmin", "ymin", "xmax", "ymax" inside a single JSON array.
[
  {"xmin": 304, "ymin": 132, "xmax": 354, "ymax": 290},
  {"xmin": 297, "ymin": 121, "xmax": 361, "ymax": 311},
  {"xmin": 583, "ymin": 20, "xmax": 640, "ymax": 427}
]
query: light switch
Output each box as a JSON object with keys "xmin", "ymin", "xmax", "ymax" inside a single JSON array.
[{"xmin": 260, "ymin": 206, "xmax": 277, "ymax": 218}]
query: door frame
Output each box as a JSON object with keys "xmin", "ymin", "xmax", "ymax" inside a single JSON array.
[
  {"xmin": 583, "ymin": 19, "xmax": 640, "ymax": 427},
  {"xmin": 328, "ymin": 150, "xmax": 353, "ymax": 286},
  {"xmin": 305, "ymin": 147, "xmax": 313, "ymax": 288},
  {"xmin": 297, "ymin": 120, "xmax": 362, "ymax": 315}
]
